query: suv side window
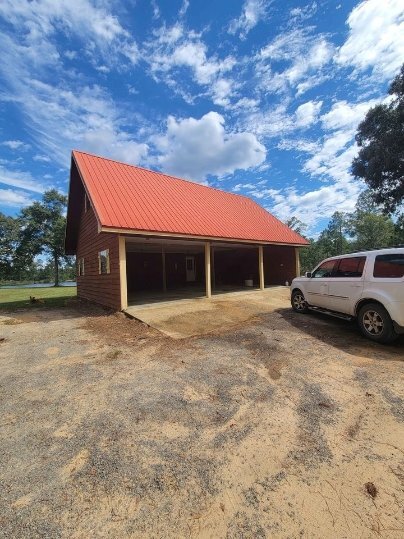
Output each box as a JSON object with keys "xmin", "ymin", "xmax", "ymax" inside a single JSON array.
[
  {"xmin": 312, "ymin": 259, "xmax": 337, "ymax": 278},
  {"xmin": 373, "ymin": 254, "xmax": 404, "ymax": 278},
  {"xmin": 334, "ymin": 256, "xmax": 366, "ymax": 277}
]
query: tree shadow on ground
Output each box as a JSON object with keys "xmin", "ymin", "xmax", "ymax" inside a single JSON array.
[{"xmin": 274, "ymin": 307, "xmax": 404, "ymax": 362}]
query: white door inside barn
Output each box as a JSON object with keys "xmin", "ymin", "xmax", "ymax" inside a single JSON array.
[{"xmin": 186, "ymin": 256, "xmax": 196, "ymax": 282}]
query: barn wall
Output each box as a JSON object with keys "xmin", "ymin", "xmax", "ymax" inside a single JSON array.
[
  {"xmin": 264, "ymin": 245, "xmax": 297, "ymax": 285},
  {"xmin": 76, "ymin": 204, "xmax": 121, "ymax": 310}
]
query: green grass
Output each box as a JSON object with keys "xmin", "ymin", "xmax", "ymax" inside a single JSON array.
[{"xmin": 0, "ymin": 286, "xmax": 77, "ymax": 310}]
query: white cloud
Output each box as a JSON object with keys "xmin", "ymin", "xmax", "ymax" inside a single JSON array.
[
  {"xmin": 151, "ymin": 0, "xmax": 161, "ymax": 20},
  {"xmin": 146, "ymin": 23, "xmax": 236, "ymax": 105},
  {"xmin": 268, "ymin": 179, "xmax": 362, "ymax": 227},
  {"xmin": 295, "ymin": 100, "xmax": 322, "ymax": 127},
  {"xmin": 242, "ymin": 99, "xmax": 322, "ymax": 138},
  {"xmin": 0, "ymin": 165, "xmax": 45, "ymax": 193},
  {"xmin": 0, "ymin": 0, "xmax": 139, "ymax": 68},
  {"xmin": 64, "ymin": 50, "xmax": 77, "ymax": 60},
  {"xmin": 258, "ymin": 28, "xmax": 334, "ymax": 95},
  {"xmin": 243, "ymin": 103, "xmax": 292, "ymax": 137},
  {"xmin": 289, "ymin": 2, "xmax": 318, "ymax": 23},
  {"xmin": 277, "ymin": 138, "xmax": 318, "ymax": 153},
  {"xmin": 228, "ymin": 97, "xmax": 260, "ymax": 111},
  {"xmin": 154, "ymin": 111, "xmax": 266, "ymax": 181},
  {"xmin": 179, "ymin": 0, "xmax": 190, "ymax": 18},
  {"xmin": 211, "ymin": 78, "xmax": 234, "ymax": 107},
  {"xmin": 336, "ymin": 0, "xmax": 404, "ymax": 79},
  {"xmin": 303, "ymin": 132, "xmax": 356, "ymax": 180},
  {"xmin": 228, "ymin": 0, "xmax": 269, "ymax": 39},
  {"xmin": 320, "ymin": 99, "xmax": 379, "ymax": 131},
  {"xmin": 1, "ymin": 140, "xmax": 30, "ymax": 151},
  {"xmin": 232, "ymin": 182, "xmax": 256, "ymax": 192},
  {"xmin": 247, "ymin": 187, "xmax": 281, "ymax": 200},
  {"xmin": 33, "ymin": 154, "xmax": 51, "ymax": 163},
  {"xmin": 82, "ymin": 128, "xmax": 148, "ymax": 166},
  {"xmin": 0, "ymin": 188, "xmax": 33, "ymax": 207}
]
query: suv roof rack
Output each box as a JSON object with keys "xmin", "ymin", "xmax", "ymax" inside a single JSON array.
[{"xmin": 347, "ymin": 246, "xmax": 404, "ymax": 254}]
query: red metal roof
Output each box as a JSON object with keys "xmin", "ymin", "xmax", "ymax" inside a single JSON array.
[{"xmin": 72, "ymin": 150, "xmax": 308, "ymax": 245}]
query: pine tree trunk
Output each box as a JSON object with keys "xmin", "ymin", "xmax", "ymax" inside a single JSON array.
[{"xmin": 54, "ymin": 254, "xmax": 60, "ymax": 287}]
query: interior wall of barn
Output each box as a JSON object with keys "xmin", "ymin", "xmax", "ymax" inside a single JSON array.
[
  {"xmin": 264, "ymin": 245, "xmax": 298, "ymax": 285},
  {"xmin": 126, "ymin": 250, "xmax": 205, "ymax": 292},
  {"xmin": 213, "ymin": 248, "xmax": 259, "ymax": 289}
]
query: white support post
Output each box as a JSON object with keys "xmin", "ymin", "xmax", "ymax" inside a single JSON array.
[
  {"xmin": 205, "ymin": 241, "xmax": 212, "ymax": 298},
  {"xmin": 295, "ymin": 247, "xmax": 301, "ymax": 277},
  {"xmin": 118, "ymin": 235, "xmax": 128, "ymax": 310},
  {"xmin": 259, "ymin": 245, "xmax": 265, "ymax": 291},
  {"xmin": 211, "ymin": 246, "xmax": 215, "ymax": 291}
]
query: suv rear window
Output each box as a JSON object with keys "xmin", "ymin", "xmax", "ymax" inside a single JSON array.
[
  {"xmin": 373, "ymin": 254, "xmax": 404, "ymax": 278},
  {"xmin": 334, "ymin": 256, "xmax": 366, "ymax": 277}
]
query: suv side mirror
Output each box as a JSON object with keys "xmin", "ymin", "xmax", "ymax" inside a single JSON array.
[{"xmin": 305, "ymin": 272, "xmax": 312, "ymax": 278}]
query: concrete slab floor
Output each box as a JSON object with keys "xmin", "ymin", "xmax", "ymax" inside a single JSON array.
[{"xmin": 124, "ymin": 286, "xmax": 291, "ymax": 338}]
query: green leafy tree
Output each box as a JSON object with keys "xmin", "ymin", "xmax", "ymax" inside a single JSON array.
[
  {"xmin": 347, "ymin": 213, "xmax": 395, "ymax": 251},
  {"xmin": 352, "ymin": 64, "xmax": 404, "ymax": 214},
  {"xmin": 300, "ymin": 212, "xmax": 350, "ymax": 273},
  {"xmin": 286, "ymin": 216, "xmax": 308, "ymax": 236},
  {"xmin": 393, "ymin": 213, "xmax": 404, "ymax": 245},
  {"xmin": 0, "ymin": 212, "xmax": 19, "ymax": 280},
  {"xmin": 317, "ymin": 211, "xmax": 350, "ymax": 257},
  {"xmin": 18, "ymin": 190, "xmax": 68, "ymax": 286},
  {"xmin": 346, "ymin": 191, "xmax": 395, "ymax": 251}
]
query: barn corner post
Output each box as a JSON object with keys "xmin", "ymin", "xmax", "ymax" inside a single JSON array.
[
  {"xmin": 295, "ymin": 247, "xmax": 301, "ymax": 278},
  {"xmin": 258, "ymin": 245, "xmax": 265, "ymax": 290},
  {"xmin": 118, "ymin": 235, "xmax": 128, "ymax": 310},
  {"xmin": 205, "ymin": 241, "xmax": 212, "ymax": 298}
]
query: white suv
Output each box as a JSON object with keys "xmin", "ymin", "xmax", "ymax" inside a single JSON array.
[{"xmin": 291, "ymin": 248, "xmax": 404, "ymax": 343}]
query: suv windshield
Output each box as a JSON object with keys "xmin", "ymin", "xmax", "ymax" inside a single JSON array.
[{"xmin": 312, "ymin": 259, "xmax": 337, "ymax": 278}]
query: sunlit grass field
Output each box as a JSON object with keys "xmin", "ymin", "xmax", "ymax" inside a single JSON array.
[{"xmin": 0, "ymin": 286, "xmax": 77, "ymax": 310}]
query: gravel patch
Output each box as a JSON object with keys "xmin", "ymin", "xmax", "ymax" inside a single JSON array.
[{"xmin": 0, "ymin": 304, "xmax": 403, "ymax": 538}]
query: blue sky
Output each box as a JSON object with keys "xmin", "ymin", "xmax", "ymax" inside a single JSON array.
[{"xmin": 0, "ymin": 0, "xmax": 403, "ymax": 234}]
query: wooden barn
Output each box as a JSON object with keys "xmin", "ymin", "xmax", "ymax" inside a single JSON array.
[{"xmin": 65, "ymin": 150, "xmax": 308, "ymax": 310}]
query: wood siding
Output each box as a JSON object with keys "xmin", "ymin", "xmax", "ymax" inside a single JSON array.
[
  {"xmin": 264, "ymin": 245, "xmax": 297, "ymax": 285},
  {"xmin": 76, "ymin": 203, "xmax": 121, "ymax": 310}
]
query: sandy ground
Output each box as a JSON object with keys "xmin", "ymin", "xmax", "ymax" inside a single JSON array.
[{"xmin": 0, "ymin": 297, "xmax": 403, "ymax": 538}]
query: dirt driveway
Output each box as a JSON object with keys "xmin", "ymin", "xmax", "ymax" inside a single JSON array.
[{"xmin": 0, "ymin": 299, "xmax": 403, "ymax": 538}]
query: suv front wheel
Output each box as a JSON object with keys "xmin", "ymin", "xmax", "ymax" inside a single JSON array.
[
  {"xmin": 291, "ymin": 289, "xmax": 309, "ymax": 314},
  {"xmin": 358, "ymin": 303, "xmax": 398, "ymax": 344}
]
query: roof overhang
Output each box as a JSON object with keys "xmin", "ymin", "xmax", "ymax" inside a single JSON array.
[{"xmin": 101, "ymin": 226, "xmax": 309, "ymax": 247}]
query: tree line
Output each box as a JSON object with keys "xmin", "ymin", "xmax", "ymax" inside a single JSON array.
[
  {"xmin": 0, "ymin": 190, "xmax": 74, "ymax": 286},
  {"xmin": 288, "ymin": 191, "xmax": 404, "ymax": 274}
]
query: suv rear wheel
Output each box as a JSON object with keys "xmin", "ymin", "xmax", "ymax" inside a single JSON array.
[
  {"xmin": 291, "ymin": 289, "xmax": 309, "ymax": 314},
  {"xmin": 358, "ymin": 303, "xmax": 398, "ymax": 344}
]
